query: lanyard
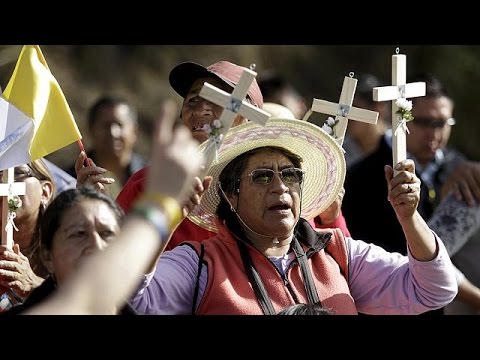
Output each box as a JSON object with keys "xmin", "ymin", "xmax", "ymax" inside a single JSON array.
[{"xmin": 236, "ymin": 236, "xmax": 320, "ymax": 315}]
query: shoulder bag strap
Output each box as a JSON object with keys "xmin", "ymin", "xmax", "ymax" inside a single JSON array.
[{"xmin": 236, "ymin": 240, "xmax": 277, "ymax": 315}]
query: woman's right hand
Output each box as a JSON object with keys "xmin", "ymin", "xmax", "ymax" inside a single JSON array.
[
  {"xmin": 318, "ymin": 187, "xmax": 345, "ymax": 225},
  {"xmin": 181, "ymin": 176, "xmax": 212, "ymax": 217},
  {"xmin": 75, "ymin": 151, "xmax": 115, "ymax": 193}
]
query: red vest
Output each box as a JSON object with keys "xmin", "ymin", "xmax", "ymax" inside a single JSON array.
[{"xmin": 188, "ymin": 222, "xmax": 357, "ymax": 315}]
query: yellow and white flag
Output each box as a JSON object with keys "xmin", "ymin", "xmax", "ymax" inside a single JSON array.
[{"xmin": 0, "ymin": 45, "xmax": 82, "ymax": 171}]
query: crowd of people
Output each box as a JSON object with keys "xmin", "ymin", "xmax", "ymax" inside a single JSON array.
[{"xmin": 2, "ymin": 55, "xmax": 479, "ymax": 316}]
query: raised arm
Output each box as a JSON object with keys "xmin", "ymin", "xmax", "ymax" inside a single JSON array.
[
  {"xmin": 348, "ymin": 159, "xmax": 457, "ymax": 314},
  {"xmin": 384, "ymin": 159, "xmax": 437, "ymax": 261},
  {"xmin": 25, "ymin": 102, "xmax": 203, "ymax": 314}
]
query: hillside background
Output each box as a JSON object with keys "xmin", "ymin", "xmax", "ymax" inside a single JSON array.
[{"xmin": 0, "ymin": 45, "xmax": 479, "ymax": 169}]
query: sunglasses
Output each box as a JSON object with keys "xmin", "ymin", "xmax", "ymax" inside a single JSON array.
[
  {"xmin": 240, "ymin": 168, "xmax": 305, "ymax": 185},
  {"xmin": 411, "ymin": 117, "xmax": 456, "ymax": 129}
]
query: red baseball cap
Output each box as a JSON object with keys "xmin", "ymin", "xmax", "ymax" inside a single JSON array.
[{"xmin": 169, "ymin": 61, "xmax": 263, "ymax": 108}]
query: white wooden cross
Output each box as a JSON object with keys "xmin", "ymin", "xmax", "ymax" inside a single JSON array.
[
  {"xmin": 304, "ymin": 73, "xmax": 379, "ymax": 147},
  {"xmin": 199, "ymin": 66, "xmax": 271, "ymax": 173},
  {"xmin": 0, "ymin": 168, "xmax": 26, "ymax": 249},
  {"xmin": 373, "ymin": 48, "xmax": 426, "ymax": 171}
]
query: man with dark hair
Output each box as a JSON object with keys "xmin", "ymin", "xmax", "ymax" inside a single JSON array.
[
  {"xmin": 342, "ymin": 73, "xmax": 476, "ymax": 315},
  {"xmin": 67, "ymin": 96, "xmax": 146, "ymax": 198},
  {"xmin": 344, "ymin": 73, "xmax": 464, "ymax": 253}
]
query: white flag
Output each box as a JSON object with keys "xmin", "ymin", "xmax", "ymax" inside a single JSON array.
[{"xmin": 0, "ymin": 97, "xmax": 36, "ymax": 170}]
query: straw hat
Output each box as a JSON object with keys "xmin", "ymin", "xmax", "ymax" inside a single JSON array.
[{"xmin": 188, "ymin": 118, "xmax": 346, "ymax": 232}]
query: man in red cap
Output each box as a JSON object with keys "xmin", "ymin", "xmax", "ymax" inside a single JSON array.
[
  {"xmin": 116, "ymin": 60, "xmax": 350, "ymax": 250},
  {"xmin": 169, "ymin": 61, "xmax": 263, "ymax": 143}
]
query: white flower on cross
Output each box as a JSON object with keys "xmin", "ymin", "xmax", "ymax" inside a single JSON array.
[
  {"xmin": 394, "ymin": 98, "xmax": 414, "ymax": 137},
  {"xmin": 201, "ymin": 119, "xmax": 224, "ymax": 144},
  {"xmin": 8, "ymin": 196, "xmax": 22, "ymax": 213},
  {"xmin": 322, "ymin": 116, "xmax": 339, "ymax": 139},
  {"xmin": 395, "ymin": 98, "xmax": 414, "ymax": 121},
  {"xmin": 202, "ymin": 119, "xmax": 224, "ymax": 163},
  {"xmin": 6, "ymin": 195, "xmax": 22, "ymax": 232}
]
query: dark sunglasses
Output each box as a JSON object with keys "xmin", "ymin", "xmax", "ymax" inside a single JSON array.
[
  {"xmin": 240, "ymin": 168, "xmax": 305, "ymax": 185},
  {"xmin": 411, "ymin": 117, "xmax": 456, "ymax": 129}
]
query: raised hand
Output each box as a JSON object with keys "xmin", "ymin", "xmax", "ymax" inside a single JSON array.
[
  {"xmin": 75, "ymin": 151, "xmax": 115, "ymax": 193},
  {"xmin": 146, "ymin": 100, "xmax": 204, "ymax": 206},
  {"xmin": 181, "ymin": 176, "xmax": 212, "ymax": 217},
  {"xmin": 318, "ymin": 187, "xmax": 345, "ymax": 225},
  {"xmin": 441, "ymin": 160, "xmax": 480, "ymax": 206},
  {"xmin": 385, "ymin": 159, "xmax": 421, "ymax": 221}
]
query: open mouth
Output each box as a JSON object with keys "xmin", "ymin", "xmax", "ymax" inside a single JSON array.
[
  {"xmin": 192, "ymin": 124, "xmax": 208, "ymax": 132},
  {"xmin": 268, "ymin": 203, "xmax": 291, "ymax": 211}
]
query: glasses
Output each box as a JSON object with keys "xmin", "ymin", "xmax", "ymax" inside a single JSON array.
[
  {"xmin": 239, "ymin": 168, "xmax": 305, "ymax": 185},
  {"xmin": 411, "ymin": 117, "xmax": 456, "ymax": 129}
]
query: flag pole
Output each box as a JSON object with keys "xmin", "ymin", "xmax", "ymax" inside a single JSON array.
[{"xmin": 77, "ymin": 139, "xmax": 92, "ymax": 167}]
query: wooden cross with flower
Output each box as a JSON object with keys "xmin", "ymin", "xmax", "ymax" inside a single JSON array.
[
  {"xmin": 373, "ymin": 48, "xmax": 426, "ymax": 171},
  {"xmin": 198, "ymin": 66, "xmax": 271, "ymax": 173},
  {"xmin": 0, "ymin": 168, "xmax": 26, "ymax": 249},
  {"xmin": 304, "ymin": 73, "xmax": 379, "ymax": 147}
]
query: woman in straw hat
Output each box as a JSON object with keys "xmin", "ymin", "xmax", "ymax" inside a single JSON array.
[
  {"xmin": 130, "ymin": 117, "xmax": 457, "ymax": 315},
  {"xmin": 116, "ymin": 61, "xmax": 351, "ymax": 252}
]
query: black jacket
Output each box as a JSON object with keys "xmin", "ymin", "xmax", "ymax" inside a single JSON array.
[{"xmin": 343, "ymin": 135, "xmax": 465, "ymax": 255}]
